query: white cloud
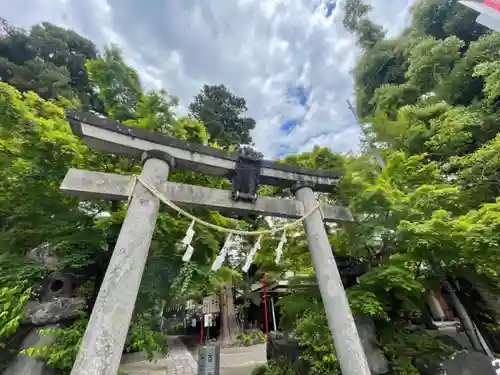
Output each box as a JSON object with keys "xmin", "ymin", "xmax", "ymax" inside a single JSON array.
[{"xmin": 0, "ymin": 0, "xmax": 413, "ymax": 159}]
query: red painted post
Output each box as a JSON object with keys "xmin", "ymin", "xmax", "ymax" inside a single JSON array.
[{"xmin": 200, "ymin": 315, "xmax": 204, "ymax": 344}]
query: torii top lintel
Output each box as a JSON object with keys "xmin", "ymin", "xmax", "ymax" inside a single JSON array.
[{"xmin": 65, "ymin": 110, "xmax": 342, "ymax": 192}]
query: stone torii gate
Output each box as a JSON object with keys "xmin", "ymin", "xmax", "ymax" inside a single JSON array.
[{"xmin": 60, "ymin": 110, "xmax": 372, "ymax": 375}]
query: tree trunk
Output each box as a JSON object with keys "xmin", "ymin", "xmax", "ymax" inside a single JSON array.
[{"xmin": 219, "ymin": 283, "xmax": 238, "ymax": 347}]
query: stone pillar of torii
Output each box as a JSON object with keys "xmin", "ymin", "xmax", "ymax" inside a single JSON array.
[{"xmin": 61, "ymin": 110, "xmax": 372, "ymax": 375}]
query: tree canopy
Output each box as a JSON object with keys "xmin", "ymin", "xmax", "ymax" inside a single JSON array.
[
  {"xmin": 188, "ymin": 84, "xmax": 256, "ymax": 148},
  {"xmin": 264, "ymin": 1, "xmax": 500, "ymax": 374},
  {"xmin": 0, "ymin": 20, "xmax": 98, "ymax": 107}
]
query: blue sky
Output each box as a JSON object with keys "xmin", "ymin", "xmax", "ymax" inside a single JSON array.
[{"xmin": 0, "ymin": 0, "xmax": 413, "ymax": 159}]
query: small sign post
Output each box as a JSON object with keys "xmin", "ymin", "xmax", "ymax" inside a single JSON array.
[{"xmin": 198, "ymin": 344, "xmax": 220, "ymax": 375}]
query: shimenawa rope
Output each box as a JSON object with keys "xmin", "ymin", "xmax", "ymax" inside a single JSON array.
[{"xmin": 127, "ymin": 175, "xmax": 322, "ymax": 236}]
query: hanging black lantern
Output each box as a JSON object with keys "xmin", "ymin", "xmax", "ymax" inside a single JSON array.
[{"xmin": 231, "ymin": 154, "xmax": 261, "ymax": 203}]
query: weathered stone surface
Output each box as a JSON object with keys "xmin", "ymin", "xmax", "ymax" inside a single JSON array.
[
  {"xmin": 119, "ymin": 353, "xmax": 170, "ymax": 375},
  {"xmin": 442, "ymin": 351, "xmax": 496, "ymax": 375},
  {"xmin": 294, "ymin": 185, "xmax": 371, "ymax": 375},
  {"xmin": 417, "ymin": 349, "xmax": 497, "ymax": 375},
  {"xmin": 118, "ymin": 336, "xmax": 197, "ymax": 375},
  {"xmin": 39, "ymin": 272, "xmax": 74, "ymax": 301},
  {"xmin": 266, "ymin": 335, "xmax": 310, "ymax": 375},
  {"xmin": 3, "ymin": 325, "xmax": 59, "ymax": 375},
  {"xmin": 354, "ymin": 315, "xmax": 390, "ymax": 375},
  {"xmin": 70, "ymin": 157, "xmax": 171, "ymax": 375},
  {"xmin": 23, "ymin": 297, "xmax": 85, "ymax": 326},
  {"xmin": 61, "ymin": 169, "xmax": 353, "ymax": 223},
  {"xmin": 119, "ymin": 336, "xmax": 267, "ymax": 375},
  {"xmin": 26, "ymin": 244, "xmax": 58, "ymax": 265},
  {"xmin": 220, "ymin": 344, "xmax": 267, "ymax": 369},
  {"xmin": 66, "ymin": 109, "xmax": 342, "ymax": 192}
]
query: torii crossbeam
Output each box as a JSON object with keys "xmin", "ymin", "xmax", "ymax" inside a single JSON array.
[{"xmin": 62, "ymin": 110, "xmax": 371, "ymax": 375}]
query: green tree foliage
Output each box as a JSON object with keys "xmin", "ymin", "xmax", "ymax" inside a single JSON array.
[
  {"xmin": 404, "ymin": 36, "xmax": 464, "ymax": 93},
  {"xmin": 0, "ymin": 83, "xmax": 92, "ymax": 255},
  {"xmin": 20, "ymin": 318, "xmax": 89, "ymax": 370},
  {"xmin": 350, "ymin": 1, "xmax": 500, "ymax": 157},
  {"xmin": 410, "ymin": 0, "xmax": 488, "ymax": 42},
  {"xmin": 85, "ymin": 45, "xmax": 143, "ymax": 122},
  {"xmin": 268, "ymin": 2, "xmax": 500, "ymax": 374},
  {"xmin": 348, "ymin": 0, "xmax": 498, "ymax": 117},
  {"xmin": 188, "ymin": 84, "xmax": 256, "ymax": 148},
  {"xmin": 273, "ymin": 152, "xmax": 458, "ymax": 374},
  {"xmin": 343, "ymin": 0, "xmax": 386, "ymax": 50},
  {"xmin": 0, "ymin": 20, "xmax": 98, "ymax": 106},
  {"xmin": 353, "ymin": 38, "xmax": 410, "ymax": 116},
  {"xmin": 0, "ymin": 286, "xmax": 31, "ymax": 348},
  {"xmin": 278, "ymin": 145, "xmax": 345, "ymax": 173},
  {"xmin": 474, "ymin": 60, "xmax": 500, "ymax": 103},
  {"xmin": 0, "ymin": 19, "xmax": 263, "ymax": 371},
  {"xmin": 437, "ymin": 31, "xmax": 500, "ymax": 106},
  {"xmin": 85, "ymin": 45, "xmax": 179, "ymax": 133},
  {"xmin": 0, "ymin": 81, "xmax": 98, "ymax": 371},
  {"xmin": 0, "ymin": 54, "xmax": 212, "ymax": 371},
  {"xmin": 451, "ymin": 134, "xmax": 500, "ymax": 202}
]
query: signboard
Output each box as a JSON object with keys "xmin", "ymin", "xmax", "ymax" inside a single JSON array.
[
  {"xmin": 198, "ymin": 345, "xmax": 220, "ymax": 375},
  {"xmin": 202, "ymin": 295, "xmax": 220, "ymax": 314},
  {"xmin": 186, "ymin": 299, "xmax": 197, "ymax": 310}
]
